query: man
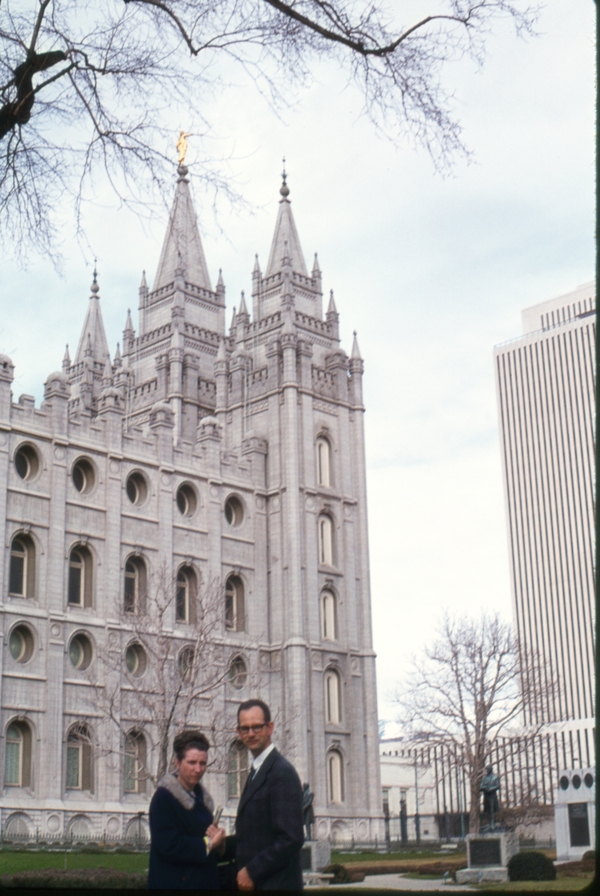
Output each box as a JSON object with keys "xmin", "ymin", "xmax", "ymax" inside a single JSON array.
[{"xmin": 235, "ymin": 699, "xmax": 304, "ymax": 891}]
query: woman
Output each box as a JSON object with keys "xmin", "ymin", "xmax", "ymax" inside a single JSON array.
[{"xmin": 148, "ymin": 729, "xmax": 226, "ymax": 889}]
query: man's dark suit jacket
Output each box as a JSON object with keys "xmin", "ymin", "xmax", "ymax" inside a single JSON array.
[{"xmin": 235, "ymin": 747, "xmax": 304, "ymax": 890}]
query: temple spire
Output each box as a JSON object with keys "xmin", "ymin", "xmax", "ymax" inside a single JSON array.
[
  {"xmin": 265, "ymin": 170, "xmax": 308, "ymax": 278},
  {"xmin": 152, "ymin": 163, "xmax": 212, "ymax": 292},
  {"xmin": 74, "ymin": 269, "xmax": 110, "ymax": 366}
]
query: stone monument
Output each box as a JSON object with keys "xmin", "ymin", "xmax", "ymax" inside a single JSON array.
[
  {"xmin": 300, "ymin": 783, "xmax": 331, "ymax": 875},
  {"xmin": 456, "ymin": 767, "xmax": 517, "ymax": 883}
]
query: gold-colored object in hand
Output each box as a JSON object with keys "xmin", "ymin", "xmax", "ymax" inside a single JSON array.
[{"xmin": 177, "ymin": 131, "xmax": 191, "ymax": 165}]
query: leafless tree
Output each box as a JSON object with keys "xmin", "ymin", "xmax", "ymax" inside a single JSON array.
[
  {"xmin": 87, "ymin": 564, "xmax": 255, "ymax": 790},
  {"xmin": 1, "ymin": 1, "xmax": 539, "ymax": 261},
  {"xmin": 396, "ymin": 612, "xmax": 556, "ymax": 834}
]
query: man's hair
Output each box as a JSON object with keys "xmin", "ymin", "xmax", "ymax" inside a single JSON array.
[
  {"xmin": 173, "ymin": 729, "xmax": 210, "ymax": 761},
  {"xmin": 237, "ymin": 699, "xmax": 271, "ymax": 725}
]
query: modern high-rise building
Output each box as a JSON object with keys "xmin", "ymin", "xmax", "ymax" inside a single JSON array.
[
  {"xmin": 494, "ymin": 281, "xmax": 595, "ymax": 734},
  {"xmin": 0, "ymin": 166, "xmax": 383, "ymax": 842}
]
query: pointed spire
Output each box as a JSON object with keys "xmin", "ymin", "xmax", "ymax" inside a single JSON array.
[
  {"xmin": 229, "ymin": 306, "xmax": 237, "ymax": 334},
  {"xmin": 217, "ymin": 269, "xmax": 225, "ymax": 290},
  {"xmin": 312, "ymin": 253, "xmax": 321, "ymax": 277},
  {"xmin": 351, "ymin": 331, "xmax": 362, "ymax": 360},
  {"xmin": 238, "ymin": 291, "xmax": 249, "ymax": 318},
  {"xmin": 62, "ymin": 344, "xmax": 71, "ymax": 372},
  {"xmin": 327, "ymin": 290, "xmax": 337, "ymax": 315},
  {"xmin": 253, "ymin": 254, "xmax": 261, "ymax": 277},
  {"xmin": 114, "ymin": 342, "xmax": 122, "ymax": 368},
  {"xmin": 152, "ymin": 167, "xmax": 213, "ymax": 292},
  {"xmin": 124, "ymin": 308, "xmax": 134, "ymax": 333},
  {"xmin": 265, "ymin": 169, "xmax": 308, "ymax": 278},
  {"xmin": 74, "ymin": 267, "xmax": 110, "ymax": 366},
  {"xmin": 140, "ymin": 270, "xmax": 147, "ymax": 290},
  {"xmin": 102, "ymin": 355, "xmax": 113, "ymax": 385}
]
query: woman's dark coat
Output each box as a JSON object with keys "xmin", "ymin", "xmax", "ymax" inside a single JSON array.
[{"xmin": 148, "ymin": 773, "xmax": 220, "ymax": 890}]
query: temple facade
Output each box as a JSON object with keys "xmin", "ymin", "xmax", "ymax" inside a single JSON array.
[{"xmin": 0, "ymin": 166, "xmax": 383, "ymax": 843}]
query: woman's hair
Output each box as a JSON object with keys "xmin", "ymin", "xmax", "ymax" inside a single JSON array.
[{"xmin": 173, "ymin": 729, "xmax": 210, "ymax": 761}]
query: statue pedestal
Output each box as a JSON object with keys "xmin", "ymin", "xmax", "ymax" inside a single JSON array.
[
  {"xmin": 300, "ymin": 839, "xmax": 331, "ymax": 872},
  {"xmin": 455, "ymin": 831, "xmax": 518, "ymax": 883}
]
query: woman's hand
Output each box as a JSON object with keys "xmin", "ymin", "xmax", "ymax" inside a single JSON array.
[{"xmin": 206, "ymin": 823, "xmax": 226, "ymax": 851}]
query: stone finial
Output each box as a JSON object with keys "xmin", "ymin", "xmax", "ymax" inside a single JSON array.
[
  {"xmin": 327, "ymin": 290, "xmax": 337, "ymax": 315},
  {"xmin": 62, "ymin": 344, "xmax": 71, "ymax": 372},
  {"xmin": 351, "ymin": 331, "xmax": 362, "ymax": 361}
]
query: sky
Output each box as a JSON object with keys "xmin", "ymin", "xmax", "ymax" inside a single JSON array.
[{"xmin": 1, "ymin": 1, "xmax": 595, "ymax": 732}]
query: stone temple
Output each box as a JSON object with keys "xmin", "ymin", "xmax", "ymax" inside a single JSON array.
[{"xmin": 0, "ymin": 166, "xmax": 383, "ymax": 843}]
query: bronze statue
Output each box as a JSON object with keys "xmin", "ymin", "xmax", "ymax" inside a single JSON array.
[
  {"xmin": 302, "ymin": 782, "xmax": 315, "ymax": 840},
  {"xmin": 480, "ymin": 765, "xmax": 500, "ymax": 831}
]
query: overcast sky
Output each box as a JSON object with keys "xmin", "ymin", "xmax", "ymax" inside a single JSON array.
[{"xmin": 1, "ymin": 1, "xmax": 595, "ymax": 732}]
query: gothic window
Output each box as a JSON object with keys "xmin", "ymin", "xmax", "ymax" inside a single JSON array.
[
  {"xmin": 66, "ymin": 724, "xmax": 93, "ymax": 791},
  {"xmin": 327, "ymin": 750, "xmax": 344, "ymax": 805},
  {"xmin": 124, "ymin": 731, "xmax": 147, "ymax": 794},
  {"xmin": 316, "ymin": 437, "xmax": 331, "ymax": 487},
  {"xmin": 318, "ymin": 515, "xmax": 334, "ymax": 566},
  {"xmin": 225, "ymin": 575, "xmax": 245, "ymax": 632},
  {"xmin": 68, "ymin": 546, "xmax": 93, "ymax": 608},
  {"xmin": 9, "ymin": 535, "xmax": 35, "ymax": 599},
  {"xmin": 178, "ymin": 646, "xmax": 195, "ymax": 681},
  {"xmin": 321, "ymin": 591, "xmax": 337, "ymax": 641},
  {"xmin": 4, "ymin": 722, "xmax": 32, "ymax": 788},
  {"xmin": 176, "ymin": 566, "xmax": 197, "ymax": 623},
  {"xmin": 124, "ymin": 557, "xmax": 147, "ymax": 614},
  {"xmin": 325, "ymin": 669, "xmax": 342, "ymax": 725},
  {"xmin": 227, "ymin": 740, "xmax": 249, "ymax": 798}
]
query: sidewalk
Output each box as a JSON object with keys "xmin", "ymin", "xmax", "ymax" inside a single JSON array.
[{"xmin": 307, "ymin": 872, "xmax": 475, "ymax": 891}]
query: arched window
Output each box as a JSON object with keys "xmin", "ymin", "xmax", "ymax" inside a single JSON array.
[
  {"xmin": 67, "ymin": 815, "xmax": 92, "ymax": 839},
  {"xmin": 227, "ymin": 740, "xmax": 249, "ymax": 798},
  {"xmin": 325, "ymin": 669, "xmax": 342, "ymax": 725},
  {"xmin": 66, "ymin": 724, "xmax": 93, "ymax": 792},
  {"xmin": 4, "ymin": 721, "xmax": 32, "ymax": 788},
  {"xmin": 327, "ymin": 750, "xmax": 344, "ymax": 805},
  {"xmin": 225, "ymin": 575, "xmax": 245, "ymax": 632},
  {"xmin": 318, "ymin": 515, "xmax": 333, "ymax": 566},
  {"xmin": 176, "ymin": 566, "xmax": 197, "ymax": 623},
  {"xmin": 9, "ymin": 535, "xmax": 35, "ymax": 599},
  {"xmin": 316, "ymin": 437, "xmax": 331, "ymax": 487},
  {"xmin": 124, "ymin": 557, "xmax": 147, "ymax": 614},
  {"xmin": 321, "ymin": 591, "xmax": 337, "ymax": 641},
  {"xmin": 4, "ymin": 813, "xmax": 31, "ymax": 840},
  {"xmin": 68, "ymin": 546, "xmax": 93, "ymax": 608},
  {"xmin": 124, "ymin": 731, "xmax": 147, "ymax": 794}
]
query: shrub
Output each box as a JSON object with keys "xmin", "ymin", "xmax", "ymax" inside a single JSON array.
[
  {"xmin": 0, "ymin": 869, "xmax": 147, "ymax": 889},
  {"xmin": 323, "ymin": 863, "xmax": 351, "ymax": 884},
  {"xmin": 582, "ymin": 850, "xmax": 595, "ymax": 862},
  {"xmin": 508, "ymin": 851, "xmax": 556, "ymax": 882}
]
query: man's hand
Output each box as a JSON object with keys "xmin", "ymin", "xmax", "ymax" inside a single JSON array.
[
  {"xmin": 237, "ymin": 866, "xmax": 255, "ymax": 891},
  {"xmin": 206, "ymin": 824, "xmax": 226, "ymax": 851}
]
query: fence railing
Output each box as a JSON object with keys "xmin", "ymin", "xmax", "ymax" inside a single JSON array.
[{"xmin": 0, "ymin": 831, "xmax": 149, "ymax": 851}]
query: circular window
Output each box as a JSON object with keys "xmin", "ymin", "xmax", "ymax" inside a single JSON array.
[
  {"xmin": 125, "ymin": 643, "xmax": 147, "ymax": 677},
  {"xmin": 9, "ymin": 625, "xmax": 34, "ymax": 664},
  {"xmin": 14, "ymin": 444, "xmax": 40, "ymax": 481},
  {"xmin": 228, "ymin": 656, "xmax": 247, "ymax": 689},
  {"xmin": 126, "ymin": 472, "xmax": 148, "ymax": 506},
  {"xmin": 572, "ymin": 774, "xmax": 581, "ymax": 789},
  {"xmin": 72, "ymin": 458, "xmax": 95, "ymax": 494},
  {"xmin": 178, "ymin": 646, "xmax": 195, "ymax": 680},
  {"xmin": 225, "ymin": 496, "xmax": 244, "ymax": 527},
  {"xmin": 584, "ymin": 772, "xmax": 594, "ymax": 788},
  {"xmin": 69, "ymin": 633, "xmax": 93, "ymax": 670},
  {"xmin": 559, "ymin": 775, "xmax": 569, "ymax": 790},
  {"xmin": 176, "ymin": 484, "xmax": 197, "ymax": 517}
]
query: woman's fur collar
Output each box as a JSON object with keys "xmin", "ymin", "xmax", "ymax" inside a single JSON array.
[{"xmin": 157, "ymin": 772, "xmax": 215, "ymax": 813}]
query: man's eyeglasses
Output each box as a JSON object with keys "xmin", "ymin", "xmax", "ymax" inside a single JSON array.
[{"xmin": 237, "ymin": 724, "xmax": 266, "ymax": 735}]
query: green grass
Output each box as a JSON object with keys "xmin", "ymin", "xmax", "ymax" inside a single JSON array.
[
  {"xmin": 475, "ymin": 878, "xmax": 594, "ymax": 891},
  {"xmin": 0, "ymin": 851, "xmax": 148, "ymax": 875},
  {"xmin": 331, "ymin": 849, "xmax": 464, "ymax": 864}
]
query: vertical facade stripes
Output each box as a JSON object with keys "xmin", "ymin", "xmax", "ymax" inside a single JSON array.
[{"xmin": 494, "ymin": 284, "xmax": 596, "ymax": 727}]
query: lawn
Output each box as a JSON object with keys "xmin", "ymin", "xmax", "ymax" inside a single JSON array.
[
  {"xmin": 0, "ymin": 850, "xmax": 148, "ymax": 875},
  {"xmin": 474, "ymin": 878, "xmax": 594, "ymax": 891},
  {"xmin": 331, "ymin": 849, "xmax": 465, "ymax": 864}
]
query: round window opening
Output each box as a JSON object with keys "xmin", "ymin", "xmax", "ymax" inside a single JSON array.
[
  {"xmin": 125, "ymin": 643, "xmax": 147, "ymax": 677},
  {"xmin": 584, "ymin": 773, "xmax": 594, "ymax": 788},
  {"xmin": 225, "ymin": 496, "xmax": 244, "ymax": 527},
  {"xmin": 9, "ymin": 625, "xmax": 34, "ymax": 664},
  {"xmin": 72, "ymin": 458, "xmax": 95, "ymax": 494},
  {"xmin": 126, "ymin": 472, "xmax": 148, "ymax": 506},
  {"xmin": 228, "ymin": 656, "xmax": 247, "ymax": 689},
  {"xmin": 559, "ymin": 775, "xmax": 569, "ymax": 790},
  {"xmin": 176, "ymin": 484, "xmax": 197, "ymax": 517},
  {"xmin": 572, "ymin": 774, "xmax": 581, "ymax": 789},
  {"xmin": 14, "ymin": 444, "xmax": 40, "ymax": 481},
  {"xmin": 69, "ymin": 633, "xmax": 93, "ymax": 670}
]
